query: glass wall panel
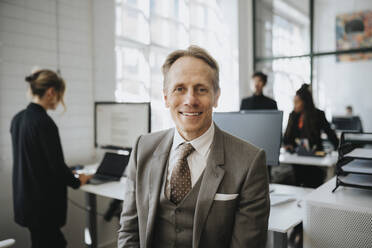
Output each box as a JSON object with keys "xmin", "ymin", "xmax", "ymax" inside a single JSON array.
[
  {"xmin": 116, "ymin": 0, "xmax": 239, "ymax": 131},
  {"xmin": 254, "ymin": 0, "xmax": 372, "ymax": 134},
  {"xmin": 313, "ymin": 54, "xmax": 372, "ymax": 131},
  {"xmin": 149, "ymin": 48, "xmax": 173, "ymax": 131},
  {"xmin": 255, "ymin": 0, "xmax": 310, "ymax": 58},
  {"xmin": 115, "ymin": 46, "xmax": 150, "ymax": 101},
  {"xmin": 151, "ymin": 0, "xmax": 188, "ymax": 24},
  {"xmin": 150, "ymin": 17, "xmax": 189, "ymax": 48},
  {"xmin": 119, "ymin": 0, "xmax": 150, "ymax": 14},
  {"xmin": 256, "ymin": 57, "xmax": 310, "ymax": 130},
  {"xmin": 116, "ymin": 5, "xmax": 150, "ymax": 44}
]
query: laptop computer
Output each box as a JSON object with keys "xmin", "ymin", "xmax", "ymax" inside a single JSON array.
[{"xmin": 89, "ymin": 152, "xmax": 130, "ymax": 185}]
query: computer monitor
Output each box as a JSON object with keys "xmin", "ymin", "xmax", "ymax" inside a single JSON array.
[
  {"xmin": 95, "ymin": 102, "xmax": 151, "ymax": 149},
  {"xmin": 213, "ymin": 111, "xmax": 283, "ymax": 166},
  {"xmin": 332, "ymin": 116, "xmax": 363, "ymax": 132}
]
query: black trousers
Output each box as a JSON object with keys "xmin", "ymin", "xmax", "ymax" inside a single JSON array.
[{"xmin": 28, "ymin": 226, "xmax": 67, "ymax": 248}]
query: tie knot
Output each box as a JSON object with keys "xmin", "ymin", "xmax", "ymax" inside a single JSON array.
[{"xmin": 178, "ymin": 142, "xmax": 195, "ymax": 159}]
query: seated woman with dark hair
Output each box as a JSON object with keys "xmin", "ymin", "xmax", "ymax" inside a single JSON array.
[{"xmin": 283, "ymin": 84, "xmax": 339, "ymax": 187}]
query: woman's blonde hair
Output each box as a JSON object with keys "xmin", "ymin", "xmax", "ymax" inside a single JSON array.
[{"xmin": 25, "ymin": 69, "xmax": 66, "ymax": 108}]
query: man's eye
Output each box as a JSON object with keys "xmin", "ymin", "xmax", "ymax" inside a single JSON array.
[
  {"xmin": 175, "ymin": 87, "xmax": 183, "ymax": 92},
  {"xmin": 199, "ymin": 88, "xmax": 208, "ymax": 93}
]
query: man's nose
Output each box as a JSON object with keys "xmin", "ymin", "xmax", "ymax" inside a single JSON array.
[{"xmin": 184, "ymin": 90, "xmax": 199, "ymax": 106}]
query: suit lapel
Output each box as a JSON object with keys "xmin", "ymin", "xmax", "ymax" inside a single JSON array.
[
  {"xmin": 193, "ymin": 126, "xmax": 225, "ymax": 248},
  {"xmin": 145, "ymin": 129, "xmax": 174, "ymax": 248}
]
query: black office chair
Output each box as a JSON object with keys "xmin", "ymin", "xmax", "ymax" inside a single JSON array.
[{"xmin": 104, "ymin": 199, "xmax": 122, "ymax": 221}]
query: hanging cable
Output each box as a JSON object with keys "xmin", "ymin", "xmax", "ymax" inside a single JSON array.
[{"xmin": 55, "ymin": 0, "xmax": 61, "ymax": 74}]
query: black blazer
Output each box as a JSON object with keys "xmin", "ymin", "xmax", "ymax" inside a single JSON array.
[
  {"xmin": 240, "ymin": 94, "xmax": 278, "ymax": 110},
  {"xmin": 10, "ymin": 103, "xmax": 80, "ymax": 228},
  {"xmin": 283, "ymin": 109, "xmax": 339, "ymax": 151}
]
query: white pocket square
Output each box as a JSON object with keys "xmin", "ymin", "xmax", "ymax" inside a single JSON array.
[{"xmin": 214, "ymin": 193, "xmax": 239, "ymax": 201}]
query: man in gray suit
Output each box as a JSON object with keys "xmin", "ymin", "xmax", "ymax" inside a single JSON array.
[{"xmin": 118, "ymin": 45, "xmax": 270, "ymax": 248}]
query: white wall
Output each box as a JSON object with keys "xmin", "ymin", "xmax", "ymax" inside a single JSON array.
[
  {"xmin": 238, "ymin": 0, "xmax": 254, "ymax": 99},
  {"xmin": 0, "ymin": 0, "xmax": 118, "ymax": 247},
  {"xmin": 313, "ymin": 0, "xmax": 372, "ymax": 131},
  {"xmin": 92, "ymin": 0, "xmax": 116, "ymax": 102},
  {"xmin": 218, "ymin": 0, "xmax": 240, "ymax": 111}
]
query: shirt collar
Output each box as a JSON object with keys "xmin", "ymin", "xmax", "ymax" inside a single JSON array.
[{"xmin": 172, "ymin": 122, "xmax": 215, "ymax": 157}]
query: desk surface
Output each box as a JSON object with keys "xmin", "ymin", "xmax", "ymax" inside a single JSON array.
[
  {"xmin": 80, "ymin": 165, "xmax": 312, "ymax": 234},
  {"xmin": 342, "ymin": 133, "xmax": 372, "ymax": 143},
  {"xmin": 81, "ymin": 180, "xmax": 126, "ymax": 200},
  {"xmin": 279, "ymin": 151, "xmax": 338, "ymax": 167},
  {"xmin": 269, "ymin": 184, "xmax": 313, "ymax": 233},
  {"xmin": 79, "ymin": 164, "xmax": 126, "ymax": 200},
  {"xmin": 305, "ymin": 177, "xmax": 372, "ymax": 214}
]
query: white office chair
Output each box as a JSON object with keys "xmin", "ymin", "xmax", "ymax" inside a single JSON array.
[{"xmin": 0, "ymin": 239, "xmax": 15, "ymax": 248}]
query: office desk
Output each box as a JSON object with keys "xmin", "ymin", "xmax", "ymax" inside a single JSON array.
[
  {"xmin": 303, "ymin": 178, "xmax": 372, "ymax": 248},
  {"xmin": 341, "ymin": 133, "xmax": 372, "ymax": 145},
  {"xmin": 269, "ymin": 184, "xmax": 313, "ymax": 248},
  {"xmin": 279, "ymin": 151, "xmax": 338, "ymax": 179},
  {"xmin": 79, "ymin": 164, "xmax": 126, "ymax": 248}
]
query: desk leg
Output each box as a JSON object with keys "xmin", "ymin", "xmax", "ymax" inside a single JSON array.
[
  {"xmin": 325, "ymin": 166, "xmax": 335, "ymax": 181},
  {"xmin": 273, "ymin": 232, "xmax": 287, "ymax": 248},
  {"xmin": 86, "ymin": 193, "xmax": 98, "ymax": 248}
]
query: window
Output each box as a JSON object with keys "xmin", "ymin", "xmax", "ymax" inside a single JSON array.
[
  {"xmin": 256, "ymin": 58, "xmax": 310, "ymax": 129},
  {"xmin": 115, "ymin": 0, "xmax": 238, "ymax": 131},
  {"xmin": 255, "ymin": 0, "xmax": 310, "ymax": 129},
  {"xmin": 255, "ymin": 0, "xmax": 310, "ymax": 58},
  {"xmin": 254, "ymin": 0, "xmax": 372, "ymax": 132}
]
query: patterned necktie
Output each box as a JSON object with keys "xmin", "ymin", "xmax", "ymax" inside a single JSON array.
[{"xmin": 170, "ymin": 142, "xmax": 195, "ymax": 205}]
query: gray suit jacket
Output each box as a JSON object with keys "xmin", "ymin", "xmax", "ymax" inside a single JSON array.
[{"xmin": 118, "ymin": 125, "xmax": 270, "ymax": 248}]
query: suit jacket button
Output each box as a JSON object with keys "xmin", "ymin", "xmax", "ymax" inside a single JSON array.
[
  {"xmin": 175, "ymin": 209, "xmax": 181, "ymax": 214},
  {"xmin": 176, "ymin": 228, "xmax": 182, "ymax": 233}
]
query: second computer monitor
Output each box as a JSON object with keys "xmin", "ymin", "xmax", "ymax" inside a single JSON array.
[
  {"xmin": 213, "ymin": 110, "xmax": 283, "ymax": 166},
  {"xmin": 332, "ymin": 116, "xmax": 363, "ymax": 132}
]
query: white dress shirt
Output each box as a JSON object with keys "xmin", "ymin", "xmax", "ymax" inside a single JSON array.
[{"xmin": 167, "ymin": 123, "xmax": 215, "ymax": 188}]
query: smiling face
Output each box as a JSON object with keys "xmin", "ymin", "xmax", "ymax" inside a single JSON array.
[{"xmin": 164, "ymin": 56, "xmax": 220, "ymax": 141}]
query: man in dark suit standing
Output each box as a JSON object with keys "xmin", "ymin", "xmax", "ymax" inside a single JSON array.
[{"xmin": 240, "ymin": 71, "xmax": 277, "ymax": 110}]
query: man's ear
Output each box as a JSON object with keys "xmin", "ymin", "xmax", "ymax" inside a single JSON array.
[
  {"xmin": 213, "ymin": 89, "xmax": 221, "ymax": 108},
  {"xmin": 163, "ymin": 90, "xmax": 170, "ymax": 108}
]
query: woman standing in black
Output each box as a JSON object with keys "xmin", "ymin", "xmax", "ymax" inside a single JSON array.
[
  {"xmin": 10, "ymin": 70, "xmax": 91, "ymax": 247},
  {"xmin": 283, "ymin": 84, "xmax": 339, "ymax": 187}
]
